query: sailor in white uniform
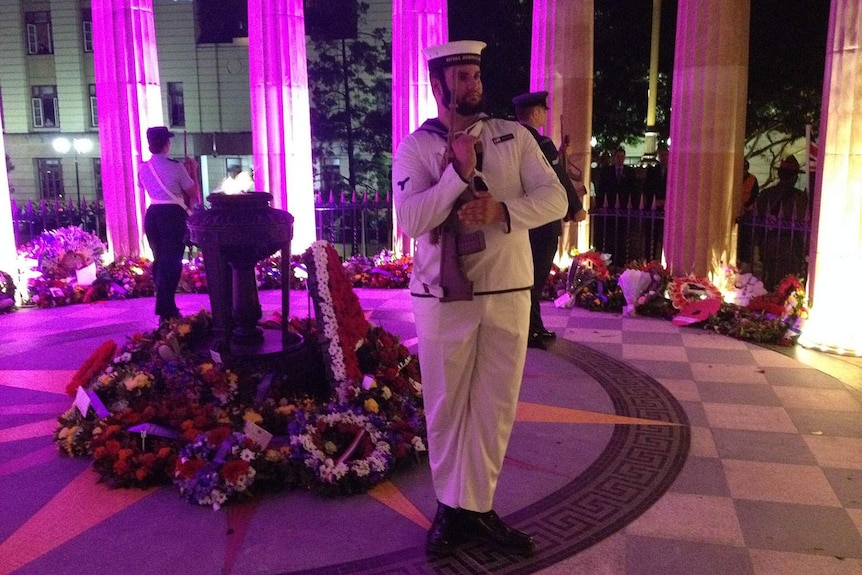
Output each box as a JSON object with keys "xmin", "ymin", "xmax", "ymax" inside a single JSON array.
[{"xmin": 392, "ymin": 40, "xmax": 567, "ymax": 556}]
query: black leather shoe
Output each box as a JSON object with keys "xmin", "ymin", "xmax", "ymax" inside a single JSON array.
[
  {"xmin": 426, "ymin": 502, "xmax": 461, "ymax": 555},
  {"xmin": 537, "ymin": 328, "xmax": 556, "ymax": 340},
  {"xmin": 527, "ymin": 333, "xmax": 548, "ymax": 349},
  {"xmin": 458, "ymin": 509, "xmax": 536, "ymax": 556}
]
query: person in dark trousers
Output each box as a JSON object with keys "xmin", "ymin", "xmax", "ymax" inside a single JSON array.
[
  {"xmin": 513, "ymin": 90, "xmax": 582, "ymax": 349},
  {"xmin": 755, "ymin": 155, "xmax": 808, "ymax": 288},
  {"xmin": 595, "ymin": 146, "xmax": 637, "ymax": 261},
  {"xmin": 139, "ymin": 126, "xmax": 199, "ymax": 324}
]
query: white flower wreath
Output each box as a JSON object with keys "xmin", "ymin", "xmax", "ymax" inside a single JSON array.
[
  {"xmin": 292, "ymin": 410, "xmax": 393, "ymax": 489},
  {"xmin": 309, "ymin": 241, "xmax": 349, "ymax": 383}
]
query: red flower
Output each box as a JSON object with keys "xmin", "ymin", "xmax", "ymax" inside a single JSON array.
[
  {"xmin": 220, "ymin": 459, "xmax": 250, "ymax": 483},
  {"xmin": 66, "ymin": 339, "xmax": 117, "ymax": 396},
  {"xmin": 207, "ymin": 426, "xmax": 231, "ymax": 447},
  {"xmin": 176, "ymin": 458, "xmax": 205, "ymax": 479}
]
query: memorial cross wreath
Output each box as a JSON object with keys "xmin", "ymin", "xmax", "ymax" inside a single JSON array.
[{"xmin": 290, "ymin": 408, "xmax": 393, "ymax": 495}]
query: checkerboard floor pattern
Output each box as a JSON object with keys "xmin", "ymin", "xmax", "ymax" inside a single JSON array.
[
  {"xmin": 538, "ymin": 303, "xmax": 862, "ymax": 575},
  {"xmin": 0, "ymin": 289, "xmax": 860, "ymax": 575}
]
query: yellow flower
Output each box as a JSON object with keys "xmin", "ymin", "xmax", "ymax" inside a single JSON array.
[
  {"xmin": 276, "ymin": 405, "xmax": 295, "ymax": 416},
  {"xmin": 200, "ymin": 363, "xmax": 213, "ymax": 373},
  {"xmin": 364, "ymin": 398, "xmax": 379, "ymax": 413},
  {"xmin": 243, "ymin": 410, "xmax": 263, "ymax": 425},
  {"xmin": 177, "ymin": 324, "xmax": 191, "ymax": 336},
  {"xmin": 265, "ymin": 449, "xmax": 285, "ymax": 462}
]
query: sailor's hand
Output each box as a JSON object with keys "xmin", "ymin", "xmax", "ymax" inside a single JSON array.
[
  {"xmin": 451, "ymin": 134, "xmax": 480, "ymax": 180},
  {"xmin": 457, "ymin": 190, "xmax": 505, "ymax": 226}
]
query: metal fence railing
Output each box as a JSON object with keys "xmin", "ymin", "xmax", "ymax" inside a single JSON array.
[
  {"xmin": 314, "ymin": 188, "xmax": 392, "ymax": 259},
  {"xmin": 588, "ymin": 207, "xmax": 811, "ymax": 290},
  {"xmin": 11, "ymin": 199, "xmax": 107, "ymax": 246},
  {"xmin": 10, "ymin": 194, "xmax": 808, "ymax": 288}
]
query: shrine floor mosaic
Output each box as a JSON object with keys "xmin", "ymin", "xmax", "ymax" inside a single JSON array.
[{"xmin": 1, "ymin": 289, "xmax": 861, "ymax": 575}]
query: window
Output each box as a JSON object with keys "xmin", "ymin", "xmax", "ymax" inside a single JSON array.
[
  {"xmin": 89, "ymin": 85, "xmax": 98, "ymax": 127},
  {"xmin": 25, "ymin": 11, "xmax": 53, "ymax": 55},
  {"xmin": 31, "ymin": 85, "xmax": 59, "ymax": 128},
  {"xmin": 37, "ymin": 158, "xmax": 64, "ymax": 200},
  {"xmin": 168, "ymin": 83, "xmax": 185, "ymax": 127},
  {"xmin": 82, "ymin": 10, "xmax": 93, "ymax": 53}
]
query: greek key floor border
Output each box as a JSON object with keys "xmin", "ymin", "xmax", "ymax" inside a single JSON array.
[{"xmin": 283, "ymin": 339, "xmax": 691, "ymax": 575}]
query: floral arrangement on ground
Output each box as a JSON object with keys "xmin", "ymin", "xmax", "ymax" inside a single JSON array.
[
  {"xmin": 7, "ymin": 226, "xmax": 411, "ymax": 312},
  {"xmin": 8, "ymin": 227, "xmax": 808, "ymax": 345},
  {"xmin": 54, "ymin": 240, "xmax": 425, "ymax": 508},
  {"xmin": 554, "ymin": 252, "xmax": 808, "ymax": 346}
]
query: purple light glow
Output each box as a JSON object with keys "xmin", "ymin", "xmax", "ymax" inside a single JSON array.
[
  {"xmin": 0, "ymin": 112, "xmax": 15, "ymax": 275},
  {"xmin": 248, "ymin": 0, "xmax": 316, "ymax": 253},
  {"xmin": 92, "ymin": 0, "xmax": 166, "ymax": 258},
  {"xmin": 391, "ymin": 0, "xmax": 448, "ymax": 256}
]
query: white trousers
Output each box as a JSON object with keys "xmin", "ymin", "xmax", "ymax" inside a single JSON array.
[{"xmin": 412, "ymin": 290, "xmax": 530, "ymax": 512}]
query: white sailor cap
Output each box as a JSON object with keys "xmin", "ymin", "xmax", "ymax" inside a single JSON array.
[{"xmin": 424, "ymin": 40, "xmax": 487, "ymax": 72}]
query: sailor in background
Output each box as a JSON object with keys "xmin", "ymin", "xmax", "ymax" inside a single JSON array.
[
  {"xmin": 513, "ymin": 90, "xmax": 583, "ymax": 349},
  {"xmin": 392, "ymin": 41, "xmax": 567, "ymax": 557},
  {"xmin": 139, "ymin": 126, "xmax": 199, "ymax": 324}
]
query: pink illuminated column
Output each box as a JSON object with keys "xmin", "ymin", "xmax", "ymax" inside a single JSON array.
[
  {"xmin": 92, "ymin": 0, "xmax": 165, "ymax": 258},
  {"xmin": 799, "ymin": 0, "xmax": 862, "ymax": 356},
  {"xmin": 0, "ymin": 115, "xmax": 16, "ymax": 276},
  {"xmin": 247, "ymin": 0, "xmax": 316, "ymax": 253},
  {"xmin": 530, "ymin": 0, "xmax": 593, "ymax": 257},
  {"xmin": 391, "ymin": 0, "xmax": 448, "ymax": 256},
  {"xmin": 664, "ymin": 0, "xmax": 749, "ymax": 278}
]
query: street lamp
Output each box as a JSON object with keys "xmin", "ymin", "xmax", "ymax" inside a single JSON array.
[{"xmin": 52, "ymin": 137, "xmax": 93, "ymax": 205}]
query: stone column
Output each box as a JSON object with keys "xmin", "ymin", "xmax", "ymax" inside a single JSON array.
[
  {"xmin": 0, "ymin": 112, "xmax": 15, "ymax": 276},
  {"xmin": 664, "ymin": 0, "xmax": 749, "ymax": 278},
  {"xmin": 391, "ymin": 0, "xmax": 448, "ymax": 256},
  {"xmin": 247, "ymin": 0, "xmax": 316, "ymax": 252},
  {"xmin": 530, "ymin": 0, "xmax": 593, "ymax": 257},
  {"xmin": 799, "ymin": 0, "xmax": 862, "ymax": 356},
  {"xmin": 92, "ymin": 0, "xmax": 164, "ymax": 258}
]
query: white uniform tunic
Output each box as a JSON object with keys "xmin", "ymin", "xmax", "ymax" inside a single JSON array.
[{"xmin": 393, "ymin": 115, "xmax": 567, "ymax": 511}]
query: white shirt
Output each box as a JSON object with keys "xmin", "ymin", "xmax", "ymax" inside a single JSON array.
[
  {"xmin": 139, "ymin": 153, "xmax": 194, "ymax": 206},
  {"xmin": 393, "ymin": 116, "xmax": 567, "ymax": 295}
]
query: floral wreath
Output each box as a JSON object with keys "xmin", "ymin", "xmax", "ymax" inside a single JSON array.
[
  {"xmin": 174, "ymin": 427, "xmax": 260, "ymax": 510},
  {"xmin": 669, "ymin": 275, "xmax": 722, "ymax": 309},
  {"xmin": 290, "ymin": 408, "xmax": 393, "ymax": 494},
  {"xmin": 303, "ymin": 241, "xmax": 370, "ymax": 384}
]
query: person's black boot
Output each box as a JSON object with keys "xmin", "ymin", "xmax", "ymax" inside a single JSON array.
[
  {"xmin": 459, "ymin": 509, "xmax": 536, "ymax": 557},
  {"xmin": 426, "ymin": 502, "xmax": 461, "ymax": 555}
]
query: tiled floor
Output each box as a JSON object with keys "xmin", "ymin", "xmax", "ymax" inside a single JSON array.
[{"xmin": 1, "ymin": 289, "xmax": 861, "ymax": 575}]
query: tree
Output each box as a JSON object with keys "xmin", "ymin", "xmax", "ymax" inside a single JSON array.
[
  {"xmin": 745, "ymin": 0, "xmax": 827, "ymax": 185},
  {"xmin": 592, "ymin": 0, "xmax": 677, "ymax": 152},
  {"xmin": 448, "ymin": 0, "xmax": 533, "ymax": 119},
  {"xmin": 306, "ymin": 2, "xmax": 392, "ymax": 195}
]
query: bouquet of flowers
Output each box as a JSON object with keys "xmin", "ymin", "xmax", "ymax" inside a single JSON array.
[
  {"xmin": 19, "ymin": 226, "xmax": 106, "ymax": 280},
  {"xmin": 174, "ymin": 427, "xmax": 260, "ymax": 510}
]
